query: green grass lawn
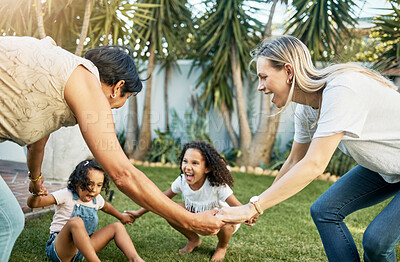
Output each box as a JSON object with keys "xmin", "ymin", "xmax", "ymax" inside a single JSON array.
[{"xmin": 10, "ymin": 166, "xmax": 397, "ymax": 261}]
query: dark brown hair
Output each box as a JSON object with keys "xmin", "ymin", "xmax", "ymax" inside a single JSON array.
[
  {"xmin": 178, "ymin": 141, "xmax": 234, "ymax": 187},
  {"xmin": 67, "ymin": 159, "xmax": 110, "ymax": 195}
]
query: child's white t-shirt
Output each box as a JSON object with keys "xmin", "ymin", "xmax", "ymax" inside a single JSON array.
[
  {"xmin": 171, "ymin": 174, "xmax": 233, "ymax": 213},
  {"xmin": 49, "ymin": 188, "xmax": 105, "ymax": 234},
  {"xmin": 294, "ymin": 71, "xmax": 400, "ymax": 183}
]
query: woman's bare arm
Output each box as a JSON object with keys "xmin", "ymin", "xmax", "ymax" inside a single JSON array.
[
  {"xmin": 64, "ymin": 66, "xmax": 223, "ymax": 235},
  {"xmin": 126, "ymin": 188, "xmax": 177, "ymax": 219},
  {"xmin": 218, "ymin": 132, "xmax": 344, "ymax": 223},
  {"xmin": 27, "ymin": 135, "xmax": 50, "ymax": 195},
  {"xmin": 272, "ymin": 141, "xmax": 310, "ymax": 184}
]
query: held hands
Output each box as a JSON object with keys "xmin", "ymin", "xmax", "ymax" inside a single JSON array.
[
  {"xmin": 119, "ymin": 212, "xmax": 135, "ymax": 225},
  {"xmin": 215, "ymin": 204, "xmax": 258, "ymax": 225},
  {"xmin": 244, "ymin": 214, "xmax": 259, "ymax": 226},
  {"xmin": 28, "ymin": 176, "xmax": 48, "ymax": 196},
  {"xmin": 191, "ymin": 209, "xmax": 225, "ymax": 236},
  {"xmin": 124, "ymin": 210, "xmax": 142, "ymax": 220}
]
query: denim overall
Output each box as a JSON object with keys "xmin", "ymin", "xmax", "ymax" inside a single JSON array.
[{"xmin": 45, "ymin": 191, "xmax": 99, "ymax": 262}]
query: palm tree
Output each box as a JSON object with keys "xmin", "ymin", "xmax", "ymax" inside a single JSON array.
[
  {"xmin": 75, "ymin": 0, "xmax": 93, "ymax": 56},
  {"xmin": 259, "ymin": 0, "xmax": 289, "ymax": 167},
  {"xmin": 0, "ymin": 0, "xmax": 157, "ymax": 54},
  {"xmin": 159, "ymin": 55, "xmax": 179, "ymax": 132},
  {"xmin": 286, "ymin": 0, "xmax": 359, "ymax": 62},
  {"xmin": 193, "ymin": 0, "xmax": 281, "ymax": 167},
  {"xmin": 263, "ymin": 0, "xmax": 288, "ymax": 39},
  {"xmin": 36, "ymin": 0, "xmax": 46, "ymax": 38},
  {"xmin": 373, "ymin": 0, "xmax": 400, "ymax": 71},
  {"xmin": 129, "ymin": 0, "xmax": 193, "ymax": 160},
  {"xmin": 0, "ymin": 0, "xmax": 40, "ymax": 37},
  {"xmin": 0, "ymin": 0, "xmax": 158, "ymax": 159}
]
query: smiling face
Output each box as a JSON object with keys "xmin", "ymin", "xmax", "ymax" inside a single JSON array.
[
  {"xmin": 181, "ymin": 148, "xmax": 210, "ymax": 191},
  {"xmin": 257, "ymin": 57, "xmax": 292, "ymax": 108},
  {"xmin": 77, "ymin": 169, "xmax": 104, "ymax": 202}
]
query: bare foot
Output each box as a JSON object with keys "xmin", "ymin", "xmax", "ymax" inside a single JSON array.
[
  {"xmin": 179, "ymin": 237, "xmax": 202, "ymax": 254},
  {"xmin": 210, "ymin": 244, "xmax": 228, "ymax": 262}
]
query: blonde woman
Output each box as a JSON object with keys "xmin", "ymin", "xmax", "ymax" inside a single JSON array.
[{"xmin": 218, "ymin": 35, "xmax": 400, "ymax": 262}]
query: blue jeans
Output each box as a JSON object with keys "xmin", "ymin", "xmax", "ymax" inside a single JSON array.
[
  {"xmin": 0, "ymin": 176, "xmax": 25, "ymax": 261},
  {"xmin": 311, "ymin": 165, "xmax": 400, "ymax": 262}
]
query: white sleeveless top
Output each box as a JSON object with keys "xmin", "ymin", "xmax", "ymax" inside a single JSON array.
[
  {"xmin": 171, "ymin": 174, "xmax": 233, "ymax": 213},
  {"xmin": 0, "ymin": 36, "xmax": 101, "ymax": 146}
]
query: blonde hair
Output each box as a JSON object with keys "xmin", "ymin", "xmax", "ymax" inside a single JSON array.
[{"xmin": 252, "ymin": 35, "xmax": 397, "ymax": 110}]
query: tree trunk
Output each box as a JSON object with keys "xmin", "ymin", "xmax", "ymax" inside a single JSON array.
[
  {"xmin": 75, "ymin": 0, "xmax": 92, "ymax": 56},
  {"xmin": 124, "ymin": 96, "xmax": 139, "ymax": 158},
  {"xmin": 19, "ymin": 8, "xmax": 27, "ymax": 32},
  {"xmin": 263, "ymin": 0, "xmax": 279, "ymax": 39},
  {"xmin": 230, "ymin": 0, "xmax": 283, "ymax": 167},
  {"xmin": 56, "ymin": 29, "xmax": 63, "ymax": 47},
  {"xmin": 248, "ymin": 96, "xmax": 281, "ymax": 167},
  {"xmin": 102, "ymin": 25, "xmax": 112, "ymax": 46},
  {"xmin": 133, "ymin": 41, "xmax": 155, "ymax": 160},
  {"xmin": 36, "ymin": 0, "xmax": 46, "ymax": 39},
  {"xmin": 220, "ymin": 101, "xmax": 239, "ymax": 149},
  {"xmin": 229, "ymin": 38, "xmax": 282, "ymax": 166},
  {"xmin": 252, "ymin": 0, "xmax": 283, "ymax": 166},
  {"xmin": 230, "ymin": 42, "xmax": 252, "ymax": 165},
  {"xmin": 164, "ymin": 64, "xmax": 170, "ymax": 132}
]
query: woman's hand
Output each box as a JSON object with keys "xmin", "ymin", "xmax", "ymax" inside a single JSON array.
[
  {"xmin": 119, "ymin": 212, "xmax": 135, "ymax": 225},
  {"xmin": 125, "ymin": 210, "xmax": 142, "ymax": 220},
  {"xmin": 216, "ymin": 204, "xmax": 257, "ymax": 224},
  {"xmin": 244, "ymin": 214, "xmax": 259, "ymax": 226},
  {"xmin": 28, "ymin": 176, "xmax": 48, "ymax": 196},
  {"xmin": 190, "ymin": 209, "xmax": 225, "ymax": 236}
]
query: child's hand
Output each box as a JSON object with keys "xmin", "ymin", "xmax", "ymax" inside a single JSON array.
[
  {"xmin": 29, "ymin": 176, "xmax": 48, "ymax": 196},
  {"xmin": 120, "ymin": 212, "xmax": 135, "ymax": 225},
  {"xmin": 124, "ymin": 210, "xmax": 142, "ymax": 220},
  {"xmin": 244, "ymin": 214, "xmax": 259, "ymax": 226}
]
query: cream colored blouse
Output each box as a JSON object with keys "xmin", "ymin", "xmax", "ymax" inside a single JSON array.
[{"xmin": 0, "ymin": 36, "xmax": 101, "ymax": 146}]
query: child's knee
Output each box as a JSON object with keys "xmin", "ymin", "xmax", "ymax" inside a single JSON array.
[
  {"xmin": 111, "ymin": 222, "xmax": 126, "ymax": 232},
  {"xmin": 68, "ymin": 217, "xmax": 85, "ymax": 228},
  {"xmin": 220, "ymin": 224, "xmax": 236, "ymax": 234}
]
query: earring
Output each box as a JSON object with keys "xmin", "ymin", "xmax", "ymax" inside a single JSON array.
[
  {"xmin": 111, "ymin": 94, "xmax": 116, "ymax": 99},
  {"xmin": 286, "ymin": 79, "xmax": 292, "ymax": 85}
]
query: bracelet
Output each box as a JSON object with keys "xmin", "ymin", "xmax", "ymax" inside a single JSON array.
[
  {"xmin": 251, "ymin": 201, "xmax": 263, "ymax": 215},
  {"xmin": 28, "ymin": 172, "xmax": 43, "ymax": 182},
  {"xmin": 249, "ymin": 196, "xmax": 263, "ymax": 215}
]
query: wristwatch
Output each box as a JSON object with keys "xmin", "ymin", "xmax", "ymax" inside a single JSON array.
[{"xmin": 249, "ymin": 196, "xmax": 263, "ymax": 215}]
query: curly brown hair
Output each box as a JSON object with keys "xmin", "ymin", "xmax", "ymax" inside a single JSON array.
[
  {"xmin": 178, "ymin": 141, "xmax": 234, "ymax": 187},
  {"xmin": 67, "ymin": 159, "xmax": 110, "ymax": 195}
]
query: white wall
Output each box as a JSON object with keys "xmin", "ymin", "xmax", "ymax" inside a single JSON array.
[
  {"xmin": 41, "ymin": 126, "xmax": 92, "ymax": 181},
  {"xmin": 0, "ymin": 141, "xmax": 27, "ymax": 162}
]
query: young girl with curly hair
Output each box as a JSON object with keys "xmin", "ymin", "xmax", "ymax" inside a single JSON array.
[
  {"xmin": 126, "ymin": 141, "xmax": 258, "ymax": 262},
  {"xmin": 27, "ymin": 159, "xmax": 144, "ymax": 262}
]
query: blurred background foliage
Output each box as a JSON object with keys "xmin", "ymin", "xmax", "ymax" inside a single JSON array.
[{"xmin": 1, "ymin": 0, "xmax": 399, "ymax": 176}]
